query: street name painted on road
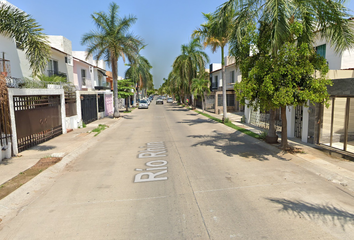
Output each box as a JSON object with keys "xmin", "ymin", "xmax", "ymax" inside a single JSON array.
[{"xmin": 134, "ymin": 141, "xmax": 168, "ymax": 183}]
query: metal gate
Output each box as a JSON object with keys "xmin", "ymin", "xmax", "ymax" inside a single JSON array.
[
  {"xmin": 0, "ymin": 77, "xmax": 12, "ymax": 149},
  {"xmin": 98, "ymin": 94, "xmax": 105, "ymax": 112},
  {"xmin": 14, "ymin": 95, "xmax": 62, "ymax": 152},
  {"xmin": 295, "ymin": 105, "xmax": 303, "ymax": 138},
  {"xmin": 81, "ymin": 94, "xmax": 97, "ymax": 124}
]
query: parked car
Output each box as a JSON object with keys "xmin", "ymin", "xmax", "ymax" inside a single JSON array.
[
  {"xmin": 167, "ymin": 97, "xmax": 173, "ymax": 103},
  {"xmin": 156, "ymin": 98, "xmax": 163, "ymax": 104},
  {"xmin": 138, "ymin": 99, "xmax": 149, "ymax": 109}
]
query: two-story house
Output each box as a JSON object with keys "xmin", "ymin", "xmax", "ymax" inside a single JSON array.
[
  {"xmin": 208, "ymin": 56, "xmax": 243, "ymax": 114},
  {"xmin": 72, "ymin": 51, "xmax": 107, "ymax": 91}
]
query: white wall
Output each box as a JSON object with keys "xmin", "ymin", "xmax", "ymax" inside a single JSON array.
[
  {"xmin": 313, "ymin": 37, "xmax": 345, "ymax": 70},
  {"xmin": 341, "ymin": 49, "xmax": 354, "ymax": 69},
  {"xmin": 0, "ymin": 35, "xmax": 24, "ymax": 79}
]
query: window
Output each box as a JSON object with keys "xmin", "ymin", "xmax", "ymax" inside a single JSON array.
[
  {"xmin": 81, "ymin": 69, "xmax": 86, "ymax": 86},
  {"xmin": 48, "ymin": 60, "xmax": 58, "ymax": 76},
  {"xmin": 214, "ymin": 75, "xmax": 218, "ymax": 88},
  {"xmin": 227, "ymin": 94, "xmax": 235, "ymax": 106},
  {"xmin": 316, "ymin": 44, "xmax": 326, "ymax": 59},
  {"xmin": 65, "ymin": 56, "xmax": 72, "ymax": 65},
  {"xmin": 218, "ymin": 94, "xmax": 223, "ymax": 106},
  {"xmin": 230, "ymin": 71, "xmax": 235, "ymax": 83}
]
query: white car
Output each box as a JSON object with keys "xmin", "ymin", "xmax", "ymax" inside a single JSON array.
[
  {"xmin": 138, "ymin": 99, "xmax": 149, "ymax": 109},
  {"xmin": 167, "ymin": 97, "xmax": 173, "ymax": 103}
]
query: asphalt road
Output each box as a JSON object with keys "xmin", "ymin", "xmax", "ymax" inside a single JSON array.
[{"xmin": 1, "ymin": 100, "xmax": 354, "ymax": 239}]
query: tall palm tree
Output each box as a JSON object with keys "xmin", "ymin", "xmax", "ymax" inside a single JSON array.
[
  {"xmin": 82, "ymin": 2, "xmax": 143, "ymax": 118},
  {"xmin": 191, "ymin": 71, "xmax": 211, "ymax": 112},
  {"xmin": 216, "ymin": 0, "xmax": 354, "ymax": 146},
  {"xmin": 192, "ymin": 11, "xmax": 235, "ymax": 122},
  {"xmin": 0, "ymin": 3, "xmax": 50, "ymax": 76},
  {"xmin": 173, "ymin": 38, "xmax": 209, "ymax": 108},
  {"xmin": 125, "ymin": 52, "xmax": 152, "ymax": 103}
]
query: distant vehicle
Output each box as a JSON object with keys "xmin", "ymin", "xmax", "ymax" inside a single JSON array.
[
  {"xmin": 167, "ymin": 97, "xmax": 173, "ymax": 103},
  {"xmin": 156, "ymin": 98, "xmax": 163, "ymax": 105},
  {"xmin": 145, "ymin": 98, "xmax": 151, "ymax": 105},
  {"xmin": 138, "ymin": 99, "xmax": 149, "ymax": 109}
]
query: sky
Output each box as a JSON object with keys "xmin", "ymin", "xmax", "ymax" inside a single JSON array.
[{"xmin": 6, "ymin": 0, "xmax": 354, "ymax": 88}]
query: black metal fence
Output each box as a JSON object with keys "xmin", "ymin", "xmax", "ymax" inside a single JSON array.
[
  {"xmin": 81, "ymin": 94, "xmax": 97, "ymax": 124},
  {"xmin": 98, "ymin": 94, "xmax": 105, "ymax": 112}
]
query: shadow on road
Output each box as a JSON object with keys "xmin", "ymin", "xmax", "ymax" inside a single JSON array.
[
  {"xmin": 177, "ymin": 118, "xmax": 218, "ymax": 126},
  {"xmin": 188, "ymin": 130, "xmax": 289, "ymax": 161},
  {"xmin": 266, "ymin": 197, "xmax": 354, "ymax": 231},
  {"xmin": 30, "ymin": 145, "xmax": 56, "ymax": 151}
]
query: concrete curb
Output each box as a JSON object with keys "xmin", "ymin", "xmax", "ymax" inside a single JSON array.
[{"xmin": 0, "ymin": 117, "xmax": 124, "ymax": 220}]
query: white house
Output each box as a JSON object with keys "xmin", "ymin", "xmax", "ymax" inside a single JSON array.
[{"xmin": 72, "ymin": 51, "xmax": 107, "ymax": 91}]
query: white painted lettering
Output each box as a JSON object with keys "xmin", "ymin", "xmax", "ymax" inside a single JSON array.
[
  {"xmin": 146, "ymin": 160, "xmax": 167, "ymax": 167},
  {"xmin": 134, "ymin": 170, "xmax": 168, "ymax": 182},
  {"xmin": 138, "ymin": 151, "xmax": 167, "ymax": 158}
]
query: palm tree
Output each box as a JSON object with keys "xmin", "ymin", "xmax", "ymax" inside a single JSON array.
[
  {"xmin": 173, "ymin": 38, "xmax": 209, "ymax": 108},
  {"xmin": 0, "ymin": 3, "xmax": 50, "ymax": 76},
  {"xmin": 125, "ymin": 52, "xmax": 152, "ymax": 104},
  {"xmin": 191, "ymin": 71, "xmax": 211, "ymax": 112},
  {"xmin": 192, "ymin": 11, "xmax": 235, "ymax": 122},
  {"xmin": 81, "ymin": 2, "xmax": 143, "ymax": 118},
  {"xmin": 216, "ymin": 0, "xmax": 354, "ymax": 147}
]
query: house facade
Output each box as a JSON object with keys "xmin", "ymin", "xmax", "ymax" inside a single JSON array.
[
  {"xmin": 207, "ymin": 56, "xmax": 243, "ymax": 114},
  {"xmin": 72, "ymin": 51, "xmax": 107, "ymax": 91}
]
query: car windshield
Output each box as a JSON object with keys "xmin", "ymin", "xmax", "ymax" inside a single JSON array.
[{"xmin": 140, "ymin": 100, "xmax": 147, "ymax": 103}]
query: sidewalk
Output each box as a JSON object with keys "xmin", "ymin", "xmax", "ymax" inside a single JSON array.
[
  {"xmin": 0, "ymin": 117, "xmax": 122, "ymax": 187},
  {"xmin": 195, "ymin": 108, "xmax": 354, "ymax": 192}
]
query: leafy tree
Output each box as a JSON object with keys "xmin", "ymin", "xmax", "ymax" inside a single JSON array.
[
  {"xmin": 172, "ymin": 38, "xmax": 209, "ymax": 108},
  {"xmin": 0, "ymin": 3, "xmax": 50, "ymax": 76},
  {"xmin": 191, "ymin": 71, "xmax": 211, "ymax": 112},
  {"xmin": 125, "ymin": 46, "xmax": 153, "ymax": 102},
  {"xmin": 82, "ymin": 2, "xmax": 143, "ymax": 118},
  {"xmin": 192, "ymin": 11, "xmax": 234, "ymax": 122},
  {"xmin": 117, "ymin": 79, "xmax": 134, "ymax": 112},
  {"xmin": 218, "ymin": 0, "xmax": 354, "ymax": 148},
  {"xmin": 235, "ymin": 22, "xmax": 333, "ymax": 149}
]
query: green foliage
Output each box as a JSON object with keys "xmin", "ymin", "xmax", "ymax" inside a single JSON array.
[
  {"xmin": 118, "ymin": 79, "xmax": 135, "ymax": 99},
  {"xmin": 0, "ymin": 4, "xmax": 50, "ymax": 76},
  {"xmin": 37, "ymin": 74, "xmax": 67, "ymax": 83},
  {"xmin": 235, "ymin": 38, "xmax": 332, "ymax": 111},
  {"xmin": 147, "ymin": 89, "xmax": 155, "ymax": 96},
  {"xmin": 172, "ymin": 38, "xmax": 209, "ymax": 102},
  {"xmin": 92, "ymin": 124, "xmax": 109, "ymax": 136}
]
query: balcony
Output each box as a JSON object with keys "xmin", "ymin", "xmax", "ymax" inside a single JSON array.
[{"xmin": 47, "ymin": 70, "xmax": 67, "ymax": 80}]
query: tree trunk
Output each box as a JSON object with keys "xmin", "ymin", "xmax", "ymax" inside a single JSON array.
[
  {"xmin": 126, "ymin": 97, "xmax": 129, "ymax": 112},
  {"xmin": 281, "ymin": 106, "xmax": 288, "ymax": 149},
  {"xmin": 203, "ymin": 92, "xmax": 206, "ymax": 113},
  {"xmin": 112, "ymin": 57, "xmax": 120, "ymax": 118},
  {"xmin": 191, "ymin": 93, "xmax": 195, "ymax": 109},
  {"xmin": 221, "ymin": 46, "xmax": 227, "ymax": 122},
  {"xmin": 265, "ymin": 109, "xmax": 278, "ymax": 143}
]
